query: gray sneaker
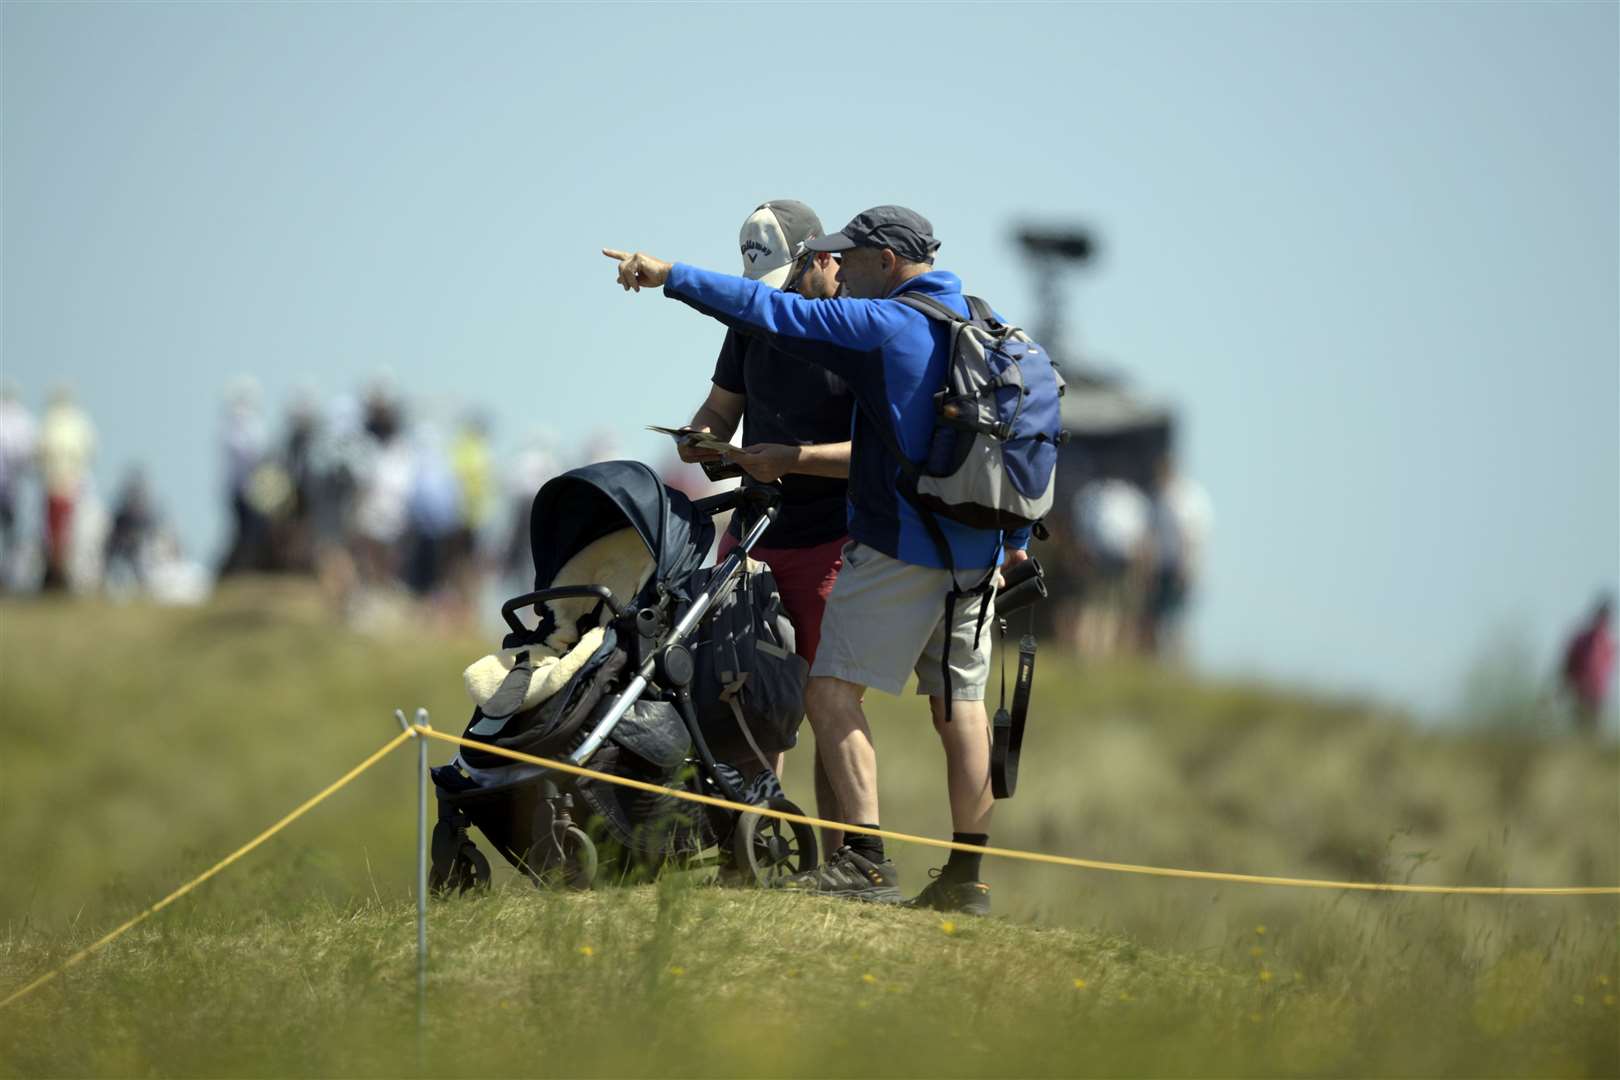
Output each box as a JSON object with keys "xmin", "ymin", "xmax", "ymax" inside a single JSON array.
[
  {"xmin": 776, "ymin": 846, "xmax": 902, "ymax": 903},
  {"xmin": 906, "ymin": 869, "xmax": 992, "ymax": 916}
]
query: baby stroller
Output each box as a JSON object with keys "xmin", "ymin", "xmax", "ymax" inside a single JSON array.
[{"xmin": 429, "ymin": 460, "xmax": 820, "ymax": 892}]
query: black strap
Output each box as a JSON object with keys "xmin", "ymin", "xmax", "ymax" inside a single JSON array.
[
  {"xmin": 893, "ymin": 291, "xmax": 995, "ymax": 326},
  {"xmin": 971, "ymin": 582, "xmax": 993, "ymax": 652},
  {"xmin": 991, "ymin": 615, "xmax": 1036, "ymax": 799},
  {"xmin": 941, "ymin": 590, "xmax": 958, "ymax": 721},
  {"xmin": 997, "ymin": 617, "xmax": 1007, "ymax": 708},
  {"xmin": 893, "ymin": 291, "xmax": 965, "ymax": 324}
]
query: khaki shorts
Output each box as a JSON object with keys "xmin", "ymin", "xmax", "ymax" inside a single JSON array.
[{"xmin": 810, "ymin": 541, "xmax": 996, "ymax": 699}]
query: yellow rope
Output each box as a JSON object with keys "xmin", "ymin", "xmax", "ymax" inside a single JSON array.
[
  {"xmin": 0, "ymin": 729, "xmax": 415, "ymax": 1011},
  {"xmin": 420, "ymin": 727, "xmax": 1620, "ymax": 897},
  {"xmin": 7, "ymin": 717, "xmax": 1616, "ymax": 1014}
]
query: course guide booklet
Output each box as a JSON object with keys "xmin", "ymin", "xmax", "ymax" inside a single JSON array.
[{"xmin": 646, "ymin": 425, "xmax": 734, "ymax": 454}]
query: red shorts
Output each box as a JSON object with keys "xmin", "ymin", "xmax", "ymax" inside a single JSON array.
[
  {"xmin": 718, "ymin": 532, "xmax": 847, "ymax": 667},
  {"xmin": 45, "ymin": 492, "xmax": 74, "ymax": 564}
]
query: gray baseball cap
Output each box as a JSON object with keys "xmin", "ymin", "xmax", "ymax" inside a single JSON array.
[
  {"xmin": 805, "ymin": 205, "xmax": 940, "ymax": 263},
  {"xmin": 738, "ymin": 199, "xmax": 824, "ymax": 288}
]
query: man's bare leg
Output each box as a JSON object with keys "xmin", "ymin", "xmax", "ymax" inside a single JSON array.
[
  {"xmin": 929, "ymin": 696, "xmax": 994, "ymax": 835},
  {"xmin": 803, "ymin": 676, "xmax": 879, "ymax": 826},
  {"xmin": 787, "ymin": 674, "xmax": 899, "ymax": 899},
  {"xmin": 812, "ymin": 748, "xmax": 844, "ymax": 856},
  {"xmin": 910, "ymin": 694, "xmax": 995, "ymax": 912}
]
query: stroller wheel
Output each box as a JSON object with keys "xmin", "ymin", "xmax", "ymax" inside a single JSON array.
[
  {"xmin": 430, "ymin": 826, "xmax": 493, "ymax": 899},
  {"xmin": 559, "ymin": 825, "xmax": 598, "ymax": 891},
  {"xmin": 528, "ymin": 824, "xmax": 598, "ymax": 890},
  {"xmin": 732, "ymin": 798, "xmax": 818, "ymax": 887}
]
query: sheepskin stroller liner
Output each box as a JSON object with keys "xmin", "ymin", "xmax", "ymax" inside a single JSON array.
[{"xmin": 430, "ymin": 460, "xmax": 819, "ymax": 892}]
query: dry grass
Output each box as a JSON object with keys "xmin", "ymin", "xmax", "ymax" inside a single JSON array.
[{"xmin": 1, "ymin": 583, "xmax": 1616, "ymax": 1077}]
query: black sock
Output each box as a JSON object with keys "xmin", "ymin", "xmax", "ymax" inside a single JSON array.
[
  {"xmin": 942, "ymin": 833, "xmax": 988, "ymax": 883},
  {"xmin": 846, "ymin": 826, "xmax": 885, "ymax": 865}
]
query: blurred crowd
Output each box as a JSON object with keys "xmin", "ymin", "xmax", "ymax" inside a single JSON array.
[
  {"xmin": 0, "ymin": 381, "xmax": 207, "ymax": 602},
  {"xmin": 1046, "ymin": 452, "xmax": 1214, "ymax": 661},
  {"xmin": 1, "ymin": 377, "xmax": 1610, "ymax": 729},
  {"xmin": 0, "ymin": 377, "xmax": 621, "ymax": 630}
]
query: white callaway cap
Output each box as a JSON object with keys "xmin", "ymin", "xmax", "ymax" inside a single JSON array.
[{"xmin": 737, "ymin": 200, "xmax": 824, "ymax": 289}]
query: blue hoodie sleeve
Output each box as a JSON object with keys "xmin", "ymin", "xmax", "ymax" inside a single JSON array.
[
  {"xmin": 665, "ymin": 264, "xmax": 909, "ymax": 376},
  {"xmin": 1005, "ymin": 526, "xmax": 1031, "ymax": 551}
]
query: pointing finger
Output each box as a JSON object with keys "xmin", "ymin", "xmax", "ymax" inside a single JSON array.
[{"xmin": 602, "ymin": 248, "xmax": 631, "ymax": 260}]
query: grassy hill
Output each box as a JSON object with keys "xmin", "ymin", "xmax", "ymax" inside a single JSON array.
[{"xmin": 1, "ymin": 584, "xmax": 1616, "ymax": 1077}]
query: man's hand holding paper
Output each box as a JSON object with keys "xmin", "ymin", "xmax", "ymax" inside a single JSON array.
[{"xmin": 647, "ymin": 425, "xmax": 733, "ymax": 462}]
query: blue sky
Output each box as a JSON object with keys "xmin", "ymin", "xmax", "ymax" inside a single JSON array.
[{"xmin": 4, "ymin": 2, "xmax": 1615, "ymax": 714}]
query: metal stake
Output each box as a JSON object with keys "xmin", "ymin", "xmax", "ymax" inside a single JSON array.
[
  {"xmin": 395, "ymin": 707, "xmax": 428, "ymax": 1064},
  {"xmin": 414, "ymin": 708, "xmax": 429, "ymax": 1033}
]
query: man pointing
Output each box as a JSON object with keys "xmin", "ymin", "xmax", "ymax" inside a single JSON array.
[{"xmin": 605, "ymin": 207, "xmax": 1028, "ymax": 915}]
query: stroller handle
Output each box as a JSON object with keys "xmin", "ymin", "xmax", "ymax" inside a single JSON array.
[
  {"xmin": 501, "ymin": 586, "xmax": 625, "ymax": 636},
  {"xmin": 691, "ymin": 483, "xmax": 781, "ymax": 520}
]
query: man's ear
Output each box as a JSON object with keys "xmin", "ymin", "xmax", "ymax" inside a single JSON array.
[{"xmin": 879, "ymin": 248, "xmax": 898, "ymax": 273}]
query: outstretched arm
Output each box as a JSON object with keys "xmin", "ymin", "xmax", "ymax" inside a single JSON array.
[{"xmin": 603, "ymin": 249, "xmax": 907, "ymax": 352}]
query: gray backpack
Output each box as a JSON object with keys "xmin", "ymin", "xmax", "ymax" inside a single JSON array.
[{"xmin": 893, "ymin": 294, "xmax": 1066, "ymax": 531}]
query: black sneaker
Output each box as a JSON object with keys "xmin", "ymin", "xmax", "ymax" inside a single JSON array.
[
  {"xmin": 776, "ymin": 846, "xmax": 902, "ymax": 903},
  {"xmin": 906, "ymin": 869, "xmax": 992, "ymax": 915}
]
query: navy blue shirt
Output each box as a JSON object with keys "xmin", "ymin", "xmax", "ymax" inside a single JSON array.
[
  {"xmin": 712, "ymin": 327, "xmax": 853, "ymax": 549},
  {"xmin": 666, "ymin": 264, "xmax": 1028, "ymax": 570}
]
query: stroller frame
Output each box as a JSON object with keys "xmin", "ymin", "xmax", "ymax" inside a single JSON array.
[
  {"xmin": 430, "ymin": 482, "xmax": 818, "ymax": 893},
  {"xmin": 565, "ymin": 485, "xmax": 776, "ymax": 775}
]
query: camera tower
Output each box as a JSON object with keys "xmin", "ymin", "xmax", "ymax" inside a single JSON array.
[{"xmin": 1015, "ymin": 226, "xmax": 1097, "ymax": 364}]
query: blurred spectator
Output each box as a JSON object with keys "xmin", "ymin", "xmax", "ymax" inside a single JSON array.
[
  {"xmin": 143, "ymin": 527, "xmax": 211, "ymax": 606},
  {"xmin": 104, "ymin": 467, "xmax": 157, "ymax": 591},
  {"xmin": 1561, "ymin": 595, "xmax": 1615, "ymax": 735},
  {"xmin": 277, "ymin": 392, "xmax": 321, "ymax": 571},
  {"xmin": 1070, "ymin": 476, "xmax": 1149, "ymax": 656},
  {"xmin": 501, "ymin": 434, "xmax": 560, "ymax": 582},
  {"xmin": 0, "ymin": 381, "xmax": 38, "ymax": 585},
  {"xmin": 353, "ymin": 387, "xmax": 411, "ymax": 586},
  {"xmin": 38, "ymin": 387, "xmax": 96, "ymax": 590},
  {"xmin": 448, "ymin": 413, "xmax": 495, "ymax": 614},
  {"xmin": 1142, "ymin": 453, "xmax": 1213, "ymax": 656},
  {"xmin": 307, "ymin": 393, "xmax": 364, "ymax": 612},
  {"xmin": 218, "ymin": 378, "xmax": 271, "ymax": 576},
  {"xmin": 403, "ymin": 425, "xmax": 461, "ymax": 598}
]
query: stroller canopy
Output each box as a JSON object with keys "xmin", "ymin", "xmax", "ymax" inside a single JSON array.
[{"xmin": 529, "ymin": 460, "xmax": 716, "ymax": 600}]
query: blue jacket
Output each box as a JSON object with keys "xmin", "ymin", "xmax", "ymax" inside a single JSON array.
[{"xmin": 665, "ymin": 263, "xmax": 1029, "ymax": 570}]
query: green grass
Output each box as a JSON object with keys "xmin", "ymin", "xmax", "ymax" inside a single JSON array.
[{"xmin": 2, "ymin": 583, "xmax": 1617, "ymax": 1077}]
